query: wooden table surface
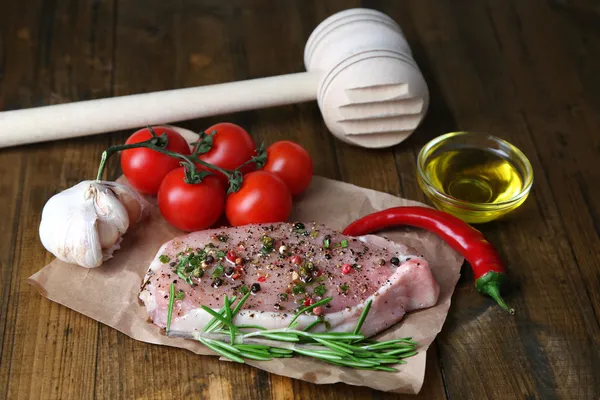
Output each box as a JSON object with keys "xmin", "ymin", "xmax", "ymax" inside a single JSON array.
[{"xmin": 1, "ymin": 0, "xmax": 600, "ymax": 399}]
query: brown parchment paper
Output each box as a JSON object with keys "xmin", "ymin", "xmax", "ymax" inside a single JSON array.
[{"xmin": 28, "ymin": 176, "xmax": 463, "ymax": 394}]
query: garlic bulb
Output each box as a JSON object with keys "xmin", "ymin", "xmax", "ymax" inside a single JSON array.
[{"xmin": 39, "ymin": 180, "xmax": 148, "ymax": 268}]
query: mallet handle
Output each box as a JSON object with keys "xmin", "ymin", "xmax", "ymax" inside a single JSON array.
[{"xmin": 0, "ymin": 71, "xmax": 321, "ymax": 148}]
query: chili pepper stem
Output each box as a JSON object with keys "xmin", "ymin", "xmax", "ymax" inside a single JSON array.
[{"xmin": 475, "ymin": 271, "xmax": 515, "ymax": 315}]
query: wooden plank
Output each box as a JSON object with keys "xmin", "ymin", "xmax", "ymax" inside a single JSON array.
[
  {"xmin": 95, "ymin": 0, "xmax": 183, "ymax": 397},
  {"xmin": 404, "ymin": 0, "xmax": 600, "ymax": 399},
  {"xmin": 93, "ymin": 1, "xmax": 276, "ymax": 398},
  {"xmin": 551, "ymin": 0, "xmax": 600, "ymax": 16},
  {"xmin": 0, "ymin": 0, "xmax": 57, "ymax": 397},
  {"xmin": 0, "ymin": 2, "xmax": 31, "ymax": 395},
  {"xmin": 0, "ymin": 154, "xmax": 25, "ymax": 396},
  {"xmin": 0, "ymin": 0, "xmax": 116, "ymax": 399},
  {"xmin": 490, "ymin": 0, "xmax": 600, "ymax": 321}
]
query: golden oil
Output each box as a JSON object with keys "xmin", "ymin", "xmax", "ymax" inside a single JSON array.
[
  {"xmin": 423, "ymin": 148, "xmax": 524, "ymax": 205},
  {"xmin": 417, "ymin": 132, "xmax": 533, "ymax": 223}
]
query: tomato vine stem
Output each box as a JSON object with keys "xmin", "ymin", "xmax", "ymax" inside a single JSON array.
[{"xmin": 95, "ymin": 126, "xmax": 264, "ymax": 194}]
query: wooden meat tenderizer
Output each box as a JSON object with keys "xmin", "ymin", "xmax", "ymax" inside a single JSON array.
[{"xmin": 0, "ymin": 8, "xmax": 429, "ymax": 149}]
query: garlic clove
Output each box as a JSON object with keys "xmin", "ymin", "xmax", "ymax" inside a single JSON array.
[
  {"xmin": 90, "ymin": 182, "xmax": 129, "ymax": 236},
  {"xmin": 97, "ymin": 220, "xmax": 122, "ymax": 249},
  {"xmin": 39, "ymin": 180, "xmax": 145, "ymax": 268},
  {"xmin": 103, "ymin": 181, "xmax": 149, "ymax": 226}
]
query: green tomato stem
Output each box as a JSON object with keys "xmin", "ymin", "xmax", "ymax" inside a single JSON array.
[
  {"xmin": 95, "ymin": 127, "xmax": 246, "ymax": 192},
  {"xmin": 96, "ymin": 136, "xmax": 161, "ymax": 181}
]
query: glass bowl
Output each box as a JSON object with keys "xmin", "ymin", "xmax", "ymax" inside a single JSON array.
[{"xmin": 416, "ymin": 131, "xmax": 534, "ymax": 224}]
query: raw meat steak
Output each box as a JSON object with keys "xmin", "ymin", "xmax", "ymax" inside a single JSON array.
[{"xmin": 139, "ymin": 222, "xmax": 440, "ymax": 338}]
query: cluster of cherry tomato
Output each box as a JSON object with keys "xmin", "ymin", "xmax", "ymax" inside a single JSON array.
[{"xmin": 119, "ymin": 123, "xmax": 313, "ymax": 232}]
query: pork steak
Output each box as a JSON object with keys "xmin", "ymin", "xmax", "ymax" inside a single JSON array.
[{"xmin": 139, "ymin": 222, "xmax": 440, "ymax": 338}]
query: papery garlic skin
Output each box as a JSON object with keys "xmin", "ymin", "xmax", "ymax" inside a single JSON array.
[
  {"xmin": 39, "ymin": 180, "xmax": 146, "ymax": 268},
  {"xmin": 103, "ymin": 181, "xmax": 148, "ymax": 226}
]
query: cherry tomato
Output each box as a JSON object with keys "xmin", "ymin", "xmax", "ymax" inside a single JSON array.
[
  {"xmin": 157, "ymin": 167, "xmax": 226, "ymax": 232},
  {"xmin": 263, "ymin": 141, "xmax": 313, "ymax": 196},
  {"xmin": 225, "ymin": 171, "xmax": 292, "ymax": 226},
  {"xmin": 197, "ymin": 122, "xmax": 256, "ymax": 186},
  {"xmin": 121, "ymin": 126, "xmax": 191, "ymax": 195}
]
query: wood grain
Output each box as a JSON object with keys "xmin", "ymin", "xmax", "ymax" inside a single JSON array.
[
  {"xmin": 401, "ymin": 1, "xmax": 600, "ymax": 399},
  {"xmin": 1, "ymin": 0, "xmax": 599, "ymax": 399},
  {"xmin": 0, "ymin": 1, "xmax": 116, "ymax": 399}
]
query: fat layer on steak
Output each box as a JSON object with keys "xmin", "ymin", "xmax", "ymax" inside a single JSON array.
[{"xmin": 139, "ymin": 222, "xmax": 440, "ymax": 338}]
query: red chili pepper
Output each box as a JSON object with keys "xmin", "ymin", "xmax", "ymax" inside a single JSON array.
[
  {"xmin": 257, "ymin": 276, "xmax": 266, "ymax": 283},
  {"xmin": 342, "ymin": 206, "xmax": 515, "ymax": 314},
  {"xmin": 303, "ymin": 297, "xmax": 314, "ymax": 306}
]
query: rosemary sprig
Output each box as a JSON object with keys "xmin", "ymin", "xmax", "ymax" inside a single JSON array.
[
  {"xmin": 166, "ymin": 282, "xmax": 175, "ymax": 332},
  {"xmin": 231, "ymin": 292, "xmax": 251, "ymax": 319},
  {"xmin": 224, "ymin": 296, "xmax": 235, "ymax": 345},
  {"xmin": 203, "ymin": 296, "xmax": 237, "ymax": 333},
  {"xmin": 287, "ymin": 297, "xmax": 332, "ymax": 327},
  {"xmin": 199, "ymin": 338, "xmax": 244, "ymax": 363},
  {"xmin": 303, "ymin": 318, "xmax": 323, "ymax": 332},
  {"xmin": 353, "ymin": 300, "xmax": 372, "ymax": 336},
  {"xmin": 186, "ymin": 296, "xmax": 419, "ymax": 372},
  {"xmin": 200, "ymin": 305, "xmax": 239, "ymax": 334}
]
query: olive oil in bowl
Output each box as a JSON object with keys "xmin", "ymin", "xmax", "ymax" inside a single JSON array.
[{"xmin": 417, "ymin": 132, "xmax": 533, "ymax": 223}]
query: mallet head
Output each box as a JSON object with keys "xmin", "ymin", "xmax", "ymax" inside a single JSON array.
[{"xmin": 305, "ymin": 8, "xmax": 429, "ymax": 148}]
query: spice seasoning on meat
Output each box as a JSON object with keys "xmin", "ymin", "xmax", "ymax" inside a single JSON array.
[{"xmin": 250, "ymin": 283, "xmax": 261, "ymax": 293}]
